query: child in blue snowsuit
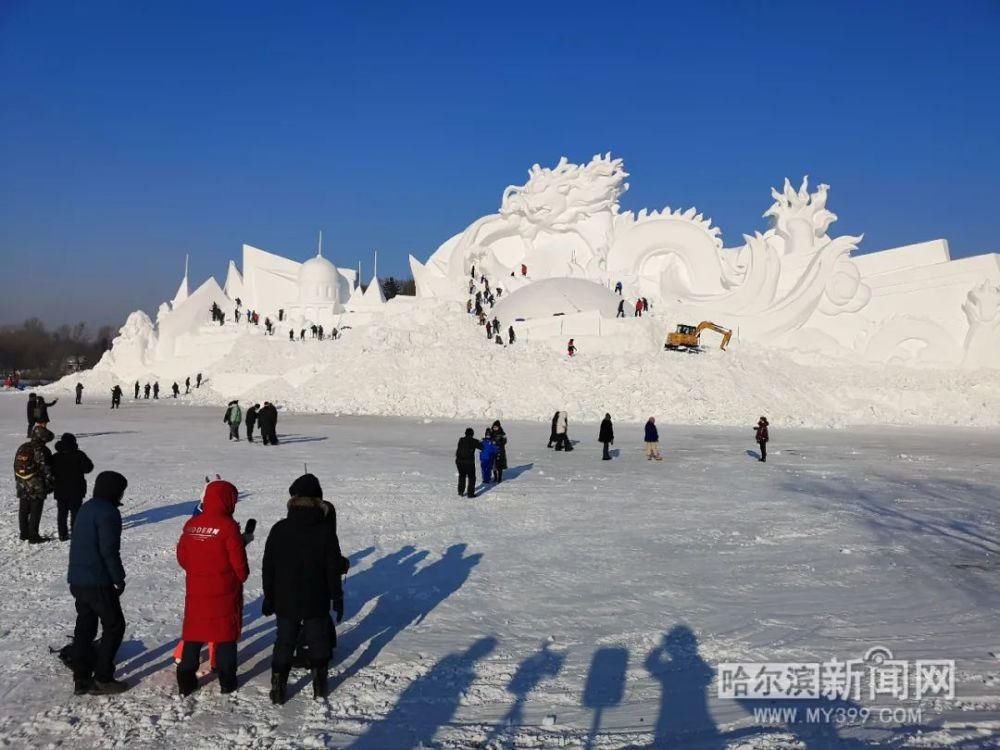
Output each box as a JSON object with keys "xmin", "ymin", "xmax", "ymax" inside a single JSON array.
[{"xmin": 480, "ymin": 429, "xmax": 498, "ymax": 485}]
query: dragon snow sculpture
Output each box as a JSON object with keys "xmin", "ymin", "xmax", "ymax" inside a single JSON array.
[{"xmin": 410, "ymin": 154, "xmax": 872, "ymax": 345}]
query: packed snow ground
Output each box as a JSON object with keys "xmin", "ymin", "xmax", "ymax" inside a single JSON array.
[
  {"xmin": 64, "ymin": 303, "xmax": 1000, "ymax": 428},
  {"xmin": 2, "ymin": 396, "xmax": 1000, "ymax": 749}
]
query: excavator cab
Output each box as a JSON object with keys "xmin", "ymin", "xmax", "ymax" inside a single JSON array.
[{"xmin": 665, "ymin": 321, "xmax": 732, "ymax": 352}]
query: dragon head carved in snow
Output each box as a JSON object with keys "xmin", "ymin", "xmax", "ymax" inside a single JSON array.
[{"xmin": 499, "ymin": 153, "xmax": 628, "ymax": 233}]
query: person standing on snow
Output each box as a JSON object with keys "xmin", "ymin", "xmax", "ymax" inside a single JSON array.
[
  {"xmin": 554, "ymin": 411, "xmax": 572, "ymax": 451},
  {"xmin": 258, "ymin": 402, "xmax": 279, "ymax": 445},
  {"xmin": 490, "ymin": 421, "xmax": 508, "ymax": 482},
  {"xmin": 614, "ymin": 280, "xmax": 623, "ymax": 295},
  {"xmin": 175, "ymin": 479, "xmax": 250, "ymax": 696},
  {"xmin": 617, "ymin": 299, "xmax": 625, "ymax": 318},
  {"xmin": 262, "ymin": 474, "xmax": 345, "ymax": 704},
  {"xmin": 67, "ymin": 470, "xmax": 129, "ymax": 695},
  {"xmin": 634, "ymin": 299, "xmax": 643, "ymax": 317},
  {"xmin": 14, "ymin": 423, "xmax": 55, "ymax": 542},
  {"xmin": 75, "ymin": 383, "xmax": 84, "ymax": 405},
  {"xmin": 51, "ymin": 433, "xmax": 94, "ymax": 541},
  {"xmin": 134, "ymin": 381, "xmax": 140, "ymax": 400},
  {"xmin": 644, "ymin": 417, "xmax": 663, "ymax": 461},
  {"xmin": 224, "ymin": 401, "xmax": 242, "ymax": 441},
  {"xmin": 245, "ymin": 403, "xmax": 260, "ymax": 443},
  {"xmin": 111, "ymin": 385, "xmax": 123, "ymax": 409},
  {"xmin": 479, "ymin": 429, "xmax": 498, "ymax": 486},
  {"xmin": 754, "ymin": 416, "xmax": 769, "ymax": 462},
  {"xmin": 455, "ymin": 428, "xmax": 483, "ymax": 498},
  {"xmin": 172, "ymin": 382, "xmax": 180, "ymax": 398},
  {"xmin": 508, "ymin": 325, "xmax": 515, "ymax": 345},
  {"xmin": 26, "ymin": 393, "xmax": 38, "ymax": 436},
  {"xmin": 34, "ymin": 394, "xmax": 58, "ymax": 426},
  {"xmin": 599, "ymin": 413, "xmax": 614, "ymax": 460},
  {"xmin": 196, "ymin": 373, "xmax": 202, "ymax": 388},
  {"xmin": 547, "ymin": 411, "xmax": 559, "ymax": 449},
  {"xmin": 185, "ymin": 377, "xmax": 191, "ymax": 394},
  {"xmin": 153, "ymin": 382, "xmax": 160, "ymax": 400}
]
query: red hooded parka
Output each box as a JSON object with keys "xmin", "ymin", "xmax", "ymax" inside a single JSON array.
[{"xmin": 177, "ymin": 481, "xmax": 249, "ymax": 643}]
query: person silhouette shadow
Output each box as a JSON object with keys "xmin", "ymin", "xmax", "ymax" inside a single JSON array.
[
  {"xmin": 644, "ymin": 624, "xmax": 723, "ymax": 749},
  {"xmin": 348, "ymin": 636, "xmax": 497, "ymax": 750},
  {"xmin": 336, "ymin": 544, "xmax": 483, "ymax": 684},
  {"xmin": 484, "ymin": 641, "xmax": 564, "ymax": 745}
]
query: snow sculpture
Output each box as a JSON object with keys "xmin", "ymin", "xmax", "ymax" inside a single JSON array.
[
  {"xmin": 94, "ymin": 310, "xmax": 158, "ymax": 375},
  {"xmin": 962, "ymin": 282, "xmax": 1000, "ymax": 369},
  {"xmin": 414, "ymin": 154, "xmax": 1000, "ymax": 367}
]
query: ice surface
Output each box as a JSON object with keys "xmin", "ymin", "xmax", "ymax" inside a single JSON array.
[{"xmin": 1, "ymin": 396, "xmax": 1000, "ymax": 748}]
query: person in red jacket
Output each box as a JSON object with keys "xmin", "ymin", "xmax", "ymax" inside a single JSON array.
[{"xmin": 175, "ymin": 480, "xmax": 250, "ymax": 696}]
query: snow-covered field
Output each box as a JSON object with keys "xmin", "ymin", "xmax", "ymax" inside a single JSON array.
[{"xmin": 2, "ymin": 395, "xmax": 1000, "ymax": 749}]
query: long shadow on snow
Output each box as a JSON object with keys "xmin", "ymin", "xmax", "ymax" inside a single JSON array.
[
  {"xmin": 74, "ymin": 431, "xmax": 140, "ymax": 438},
  {"xmin": 475, "ymin": 463, "xmax": 533, "ymax": 497},
  {"xmin": 120, "ymin": 596, "xmax": 266, "ymax": 682},
  {"xmin": 123, "ymin": 490, "xmax": 255, "ymax": 530},
  {"xmin": 482, "ymin": 641, "xmax": 564, "ymax": 747},
  {"xmin": 333, "ymin": 543, "xmax": 483, "ymax": 688},
  {"xmin": 276, "ymin": 434, "xmax": 328, "ymax": 445},
  {"xmin": 347, "ymin": 636, "xmax": 497, "ymax": 750}
]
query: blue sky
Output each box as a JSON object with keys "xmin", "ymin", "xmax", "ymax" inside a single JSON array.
[{"xmin": 1, "ymin": 0, "xmax": 998, "ymax": 327}]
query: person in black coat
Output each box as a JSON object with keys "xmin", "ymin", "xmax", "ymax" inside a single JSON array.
[
  {"xmin": 599, "ymin": 413, "xmax": 614, "ymax": 460},
  {"xmin": 67, "ymin": 471, "xmax": 129, "ymax": 695},
  {"xmin": 754, "ymin": 416, "xmax": 769, "ymax": 462},
  {"xmin": 490, "ymin": 420, "xmax": 508, "ymax": 482},
  {"xmin": 258, "ymin": 402, "xmax": 279, "ymax": 445},
  {"xmin": 26, "ymin": 393, "xmax": 37, "ymax": 437},
  {"xmin": 245, "ymin": 403, "xmax": 260, "ymax": 442},
  {"xmin": 51, "ymin": 433, "xmax": 95, "ymax": 541},
  {"xmin": 455, "ymin": 428, "xmax": 482, "ymax": 498},
  {"xmin": 547, "ymin": 411, "xmax": 559, "ymax": 448},
  {"xmin": 262, "ymin": 473, "xmax": 344, "ymax": 704}
]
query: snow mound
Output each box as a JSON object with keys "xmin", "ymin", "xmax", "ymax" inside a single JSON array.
[{"xmin": 53, "ymin": 303, "xmax": 1000, "ymax": 427}]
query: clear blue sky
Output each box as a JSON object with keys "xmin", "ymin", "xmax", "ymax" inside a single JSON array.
[{"xmin": 1, "ymin": 0, "xmax": 998, "ymax": 327}]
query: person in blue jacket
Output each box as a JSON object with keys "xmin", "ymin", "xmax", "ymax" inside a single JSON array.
[
  {"xmin": 479, "ymin": 428, "xmax": 498, "ymax": 485},
  {"xmin": 67, "ymin": 470, "xmax": 129, "ymax": 695}
]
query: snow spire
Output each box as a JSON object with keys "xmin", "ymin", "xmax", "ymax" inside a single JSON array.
[
  {"xmin": 172, "ymin": 253, "xmax": 190, "ymax": 307},
  {"xmin": 317, "ymin": 230, "xmax": 323, "ymax": 258}
]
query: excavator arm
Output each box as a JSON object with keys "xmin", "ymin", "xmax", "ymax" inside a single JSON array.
[{"xmin": 695, "ymin": 321, "xmax": 732, "ymax": 350}]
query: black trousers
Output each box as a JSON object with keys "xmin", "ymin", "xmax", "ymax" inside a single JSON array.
[
  {"xmin": 602, "ymin": 440, "xmax": 611, "ymax": 459},
  {"xmin": 456, "ymin": 462, "xmax": 476, "ymax": 497},
  {"xmin": 70, "ymin": 585, "xmax": 126, "ymax": 682},
  {"xmin": 246, "ymin": 422, "xmax": 255, "ymax": 442},
  {"xmin": 179, "ymin": 640, "xmax": 237, "ymax": 688},
  {"xmin": 273, "ymin": 616, "xmax": 331, "ymax": 673},
  {"xmin": 554, "ymin": 434, "xmax": 571, "ymax": 451},
  {"xmin": 75, "ymin": 393, "xmax": 82, "ymax": 404},
  {"xmin": 261, "ymin": 426, "xmax": 278, "ymax": 445},
  {"xmin": 26, "ymin": 421, "xmax": 34, "ymax": 438},
  {"xmin": 56, "ymin": 496, "xmax": 82, "ymax": 539},
  {"xmin": 758, "ymin": 441, "xmax": 767, "ymax": 461},
  {"xmin": 18, "ymin": 496, "xmax": 44, "ymax": 539}
]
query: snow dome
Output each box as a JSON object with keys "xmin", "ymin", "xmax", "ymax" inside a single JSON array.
[
  {"xmin": 297, "ymin": 252, "xmax": 341, "ymax": 305},
  {"xmin": 492, "ymin": 277, "xmax": 620, "ymax": 321}
]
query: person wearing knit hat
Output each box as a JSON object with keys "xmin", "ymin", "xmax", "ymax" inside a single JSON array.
[{"xmin": 67, "ymin": 470, "xmax": 129, "ymax": 695}]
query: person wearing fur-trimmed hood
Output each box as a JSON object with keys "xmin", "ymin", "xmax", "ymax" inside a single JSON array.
[{"xmin": 262, "ymin": 473, "xmax": 345, "ymax": 704}]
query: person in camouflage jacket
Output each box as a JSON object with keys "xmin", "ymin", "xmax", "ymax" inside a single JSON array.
[{"xmin": 15, "ymin": 424, "xmax": 55, "ymax": 542}]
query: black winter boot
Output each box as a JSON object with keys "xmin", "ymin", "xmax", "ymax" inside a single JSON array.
[
  {"xmin": 269, "ymin": 670, "xmax": 287, "ymax": 705},
  {"xmin": 177, "ymin": 668, "xmax": 198, "ymax": 697},
  {"xmin": 310, "ymin": 660, "xmax": 329, "ymax": 700}
]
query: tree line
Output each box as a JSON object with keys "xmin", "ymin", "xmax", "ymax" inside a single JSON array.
[{"xmin": 0, "ymin": 319, "xmax": 115, "ymax": 380}]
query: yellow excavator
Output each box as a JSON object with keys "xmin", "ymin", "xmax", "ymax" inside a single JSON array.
[{"xmin": 665, "ymin": 321, "xmax": 732, "ymax": 352}]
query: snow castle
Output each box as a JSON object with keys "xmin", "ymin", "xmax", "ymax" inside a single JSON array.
[{"xmin": 96, "ymin": 154, "xmax": 1000, "ymax": 383}]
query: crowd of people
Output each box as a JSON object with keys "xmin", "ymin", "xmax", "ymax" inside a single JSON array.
[
  {"xmin": 11, "ymin": 386, "xmax": 772, "ymax": 707},
  {"xmin": 223, "ymin": 400, "xmax": 280, "ymax": 444},
  {"xmin": 467, "ymin": 267, "xmax": 516, "ymax": 346}
]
